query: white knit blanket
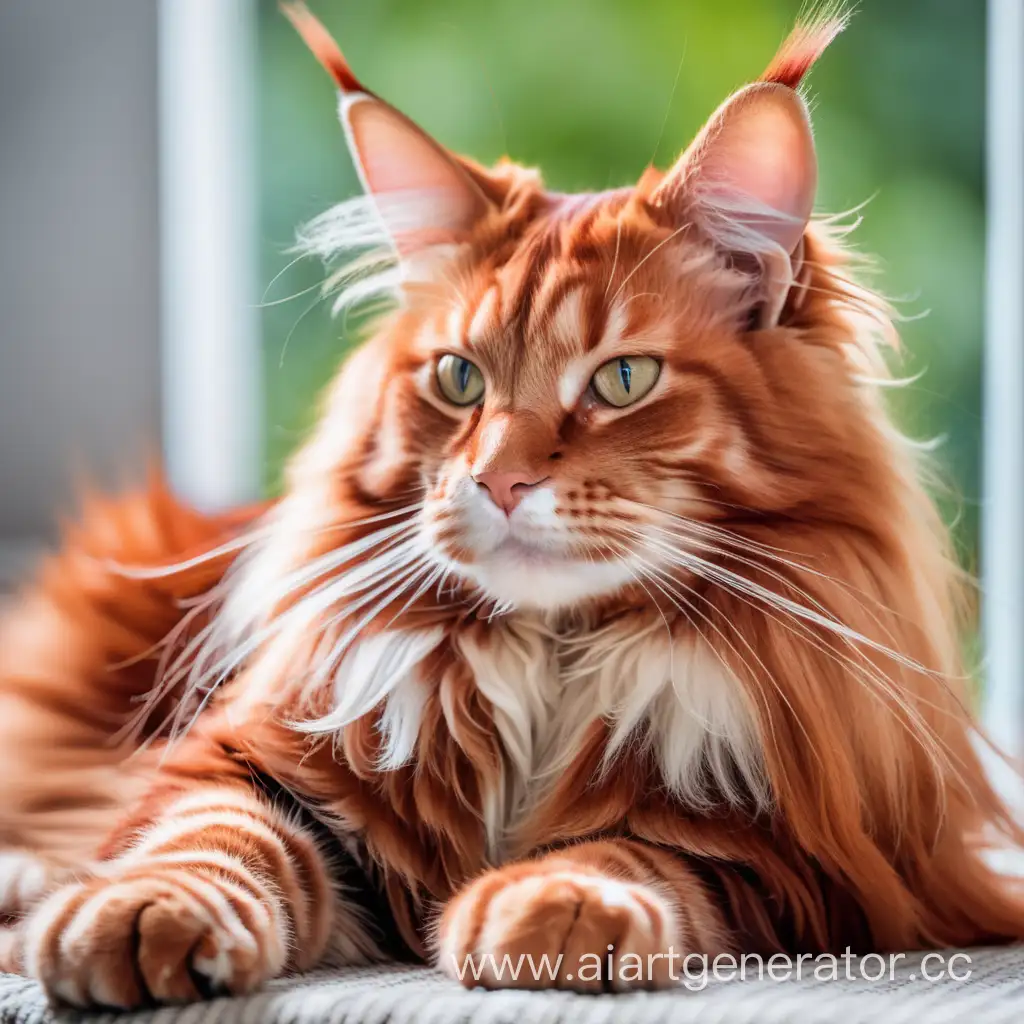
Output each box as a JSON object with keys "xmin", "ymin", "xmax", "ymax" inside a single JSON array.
[{"xmin": 2, "ymin": 947, "xmax": 1023, "ymax": 1024}]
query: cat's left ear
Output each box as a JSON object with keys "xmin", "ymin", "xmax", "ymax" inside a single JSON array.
[
  {"xmin": 283, "ymin": 3, "xmax": 493, "ymax": 256},
  {"xmin": 651, "ymin": 14, "xmax": 847, "ymax": 328}
]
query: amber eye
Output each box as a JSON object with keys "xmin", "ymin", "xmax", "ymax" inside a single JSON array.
[
  {"xmin": 436, "ymin": 354, "xmax": 485, "ymax": 406},
  {"xmin": 591, "ymin": 356, "xmax": 660, "ymax": 408}
]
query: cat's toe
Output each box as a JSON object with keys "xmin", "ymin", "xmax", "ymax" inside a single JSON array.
[
  {"xmin": 440, "ymin": 866, "xmax": 681, "ymax": 992},
  {"xmin": 22, "ymin": 870, "xmax": 286, "ymax": 1008}
]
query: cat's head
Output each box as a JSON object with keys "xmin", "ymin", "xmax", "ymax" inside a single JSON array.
[{"xmin": 283, "ymin": 5, "xmax": 873, "ymax": 613}]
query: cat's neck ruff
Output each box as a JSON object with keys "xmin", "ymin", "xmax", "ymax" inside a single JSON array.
[{"xmin": 311, "ymin": 604, "xmax": 767, "ymax": 862}]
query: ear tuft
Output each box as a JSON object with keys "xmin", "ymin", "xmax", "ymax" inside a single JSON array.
[
  {"xmin": 283, "ymin": 2, "xmax": 493, "ymax": 257},
  {"xmin": 280, "ymin": 2, "xmax": 365, "ymax": 93},
  {"xmin": 760, "ymin": 5, "xmax": 850, "ymax": 89},
  {"xmin": 648, "ymin": 7, "xmax": 851, "ymax": 328}
]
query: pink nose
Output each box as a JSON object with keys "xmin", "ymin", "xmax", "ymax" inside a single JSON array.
[{"xmin": 474, "ymin": 471, "xmax": 547, "ymax": 515}]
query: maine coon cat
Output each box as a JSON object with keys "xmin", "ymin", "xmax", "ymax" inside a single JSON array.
[{"xmin": 0, "ymin": 3, "xmax": 1021, "ymax": 1006}]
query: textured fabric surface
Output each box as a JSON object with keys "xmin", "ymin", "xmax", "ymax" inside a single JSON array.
[{"xmin": 1, "ymin": 948, "xmax": 1023, "ymax": 1024}]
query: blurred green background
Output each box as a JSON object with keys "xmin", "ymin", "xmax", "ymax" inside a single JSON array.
[{"xmin": 255, "ymin": 0, "xmax": 984, "ymax": 571}]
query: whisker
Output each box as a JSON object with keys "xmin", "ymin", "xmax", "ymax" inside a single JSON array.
[
  {"xmin": 615, "ymin": 524, "xmax": 960, "ymax": 779},
  {"xmin": 134, "ymin": 509, "xmax": 429, "ymax": 748},
  {"xmin": 108, "ymin": 501, "xmax": 423, "ymax": 581},
  {"xmin": 641, "ymin": 519, "xmax": 913, "ymax": 660},
  {"xmin": 260, "ymin": 250, "xmax": 313, "ymax": 304},
  {"xmin": 631, "ymin": 521, "xmax": 937, "ymax": 678},
  {"xmin": 622, "ymin": 542, "xmax": 825, "ymax": 778},
  {"xmin": 106, "ymin": 530, "xmax": 268, "ymax": 581},
  {"xmin": 604, "ymin": 218, "xmax": 623, "ymax": 298}
]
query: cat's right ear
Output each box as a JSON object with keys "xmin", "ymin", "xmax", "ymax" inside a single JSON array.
[
  {"xmin": 283, "ymin": 3, "xmax": 493, "ymax": 256},
  {"xmin": 649, "ymin": 13, "xmax": 847, "ymax": 328}
]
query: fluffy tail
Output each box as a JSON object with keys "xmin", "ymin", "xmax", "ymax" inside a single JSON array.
[{"xmin": 0, "ymin": 476, "xmax": 263, "ymax": 866}]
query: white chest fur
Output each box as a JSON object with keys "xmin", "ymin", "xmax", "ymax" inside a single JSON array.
[
  {"xmin": 458, "ymin": 615, "xmax": 767, "ymax": 858},
  {"xmin": 315, "ymin": 614, "xmax": 767, "ymax": 862}
]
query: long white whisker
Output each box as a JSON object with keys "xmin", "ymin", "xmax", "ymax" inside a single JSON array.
[
  {"xmin": 293, "ymin": 558, "xmax": 438, "ymax": 727},
  {"xmin": 622, "ymin": 542, "xmax": 819, "ymax": 778},
  {"xmin": 107, "ymin": 530, "xmax": 269, "ymax": 580},
  {"xmin": 625, "ymin": 498, "xmax": 942, "ymax": 656},
  {"xmin": 302, "ymin": 555, "xmax": 434, "ymax": 695},
  {"xmin": 138, "ymin": 513, "xmax": 429, "ymax": 749},
  {"xmin": 162, "ymin": 530, "xmax": 421, "ymax": 697},
  {"xmin": 616, "ymin": 526, "xmax": 958, "ymax": 779},
  {"xmin": 166, "ymin": 548, "xmax": 435, "ymax": 751},
  {"xmin": 109, "ymin": 501, "xmax": 423, "ymax": 581},
  {"xmin": 625, "ymin": 498, "xmax": 811, "ymax": 559},
  {"xmin": 643, "ymin": 520, "xmax": 913, "ymax": 663},
  {"xmin": 640, "ymin": 512, "xmax": 923, "ymax": 654},
  {"xmin": 637, "ymin": 526, "xmax": 934, "ymax": 676}
]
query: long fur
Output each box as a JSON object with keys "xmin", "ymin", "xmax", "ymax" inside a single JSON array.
[{"xmin": 0, "ymin": 5, "xmax": 1021, "ymax": 1006}]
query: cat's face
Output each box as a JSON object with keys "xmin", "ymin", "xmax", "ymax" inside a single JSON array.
[
  {"xmin": 316, "ymin": 186, "xmax": 847, "ymax": 613},
  {"xmin": 285, "ymin": 5, "xmax": 842, "ymax": 613},
  {"xmin": 404, "ymin": 204, "xmax": 760, "ymax": 610}
]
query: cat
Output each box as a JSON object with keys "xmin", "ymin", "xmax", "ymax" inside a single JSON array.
[{"xmin": 0, "ymin": 1, "xmax": 1021, "ymax": 1008}]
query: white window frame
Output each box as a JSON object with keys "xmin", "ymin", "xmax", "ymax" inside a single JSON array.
[
  {"xmin": 983, "ymin": 0, "xmax": 1024, "ymax": 778},
  {"xmin": 158, "ymin": 0, "xmax": 261, "ymax": 510}
]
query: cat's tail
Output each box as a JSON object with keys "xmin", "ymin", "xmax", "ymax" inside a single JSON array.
[{"xmin": 0, "ymin": 473, "xmax": 266, "ymax": 868}]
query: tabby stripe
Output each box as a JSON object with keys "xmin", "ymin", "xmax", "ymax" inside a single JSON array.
[
  {"xmin": 149, "ymin": 868, "xmax": 284, "ymax": 982},
  {"xmin": 594, "ymin": 840, "xmax": 696, "ymax": 942},
  {"xmin": 130, "ymin": 785, "xmax": 378, "ymax": 968},
  {"xmin": 456, "ymin": 868, "xmax": 527, "ymax": 958},
  {"xmin": 114, "ymin": 852, "xmax": 286, "ymax": 966},
  {"xmin": 591, "ymin": 849, "xmax": 676, "ymax": 941},
  {"xmin": 23, "ymin": 882, "xmax": 91, "ymax": 1005},
  {"xmin": 162, "ymin": 786, "xmax": 278, "ymax": 818},
  {"xmin": 121, "ymin": 810, "xmax": 313, "ymax": 955},
  {"xmin": 266, "ymin": 818, "xmax": 336, "ymax": 965},
  {"xmin": 62, "ymin": 880, "xmax": 206, "ymax": 1007}
]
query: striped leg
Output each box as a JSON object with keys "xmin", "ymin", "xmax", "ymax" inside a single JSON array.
[
  {"xmin": 438, "ymin": 839, "xmax": 730, "ymax": 992},
  {"xmin": 17, "ymin": 786, "xmax": 379, "ymax": 1008}
]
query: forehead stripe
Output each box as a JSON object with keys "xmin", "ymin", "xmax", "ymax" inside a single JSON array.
[
  {"xmin": 445, "ymin": 304, "xmax": 467, "ymax": 350},
  {"xmin": 467, "ymin": 285, "xmax": 500, "ymax": 347}
]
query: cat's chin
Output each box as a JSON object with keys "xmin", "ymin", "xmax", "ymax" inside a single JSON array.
[{"xmin": 463, "ymin": 544, "xmax": 636, "ymax": 611}]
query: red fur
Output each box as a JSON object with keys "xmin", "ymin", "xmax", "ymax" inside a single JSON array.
[
  {"xmin": 0, "ymin": 476, "xmax": 263, "ymax": 861},
  {"xmin": 1, "ymin": 4, "xmax": 1022, "ymax": 1006},
  {"xmin": 280, "ymin": 2, "xmax": 367, "ymax": 94},
  {"xmin": 760, "ymin": 11, "xmax": 849, "ymax": 89}
]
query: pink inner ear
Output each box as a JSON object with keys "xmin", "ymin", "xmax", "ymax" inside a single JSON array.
[
  {"xmin": 662, "ymin": 84, "xmax": 818, "ymax": 257},
  {"xmin": 343, "ymin": 96, "xmax": 491, "ymax": 251},
  {"xmin": 701, "ymin": 95, "xmax": 817, "ymax": 250}
]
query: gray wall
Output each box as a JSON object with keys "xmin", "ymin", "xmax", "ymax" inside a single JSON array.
[{"xmin": 0, "ymin": 1, "xmax": 161, "ymax": 575}]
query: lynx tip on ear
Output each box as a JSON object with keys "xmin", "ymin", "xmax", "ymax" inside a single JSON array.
[
  {"xmin": 280, "ymin": 1, "xmax": 366, "ymax": 94},
  {"xmin": 760, "ymin": 4, "xmax": 852, "ymax": 89}
]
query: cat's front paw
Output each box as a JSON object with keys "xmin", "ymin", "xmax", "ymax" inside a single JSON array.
[
  {"xmin": 20, "ymin": 866, "xmax": 288, "ymax": 1008},
  {"xmin": 439, "ymin": 861, "xmax": 681, "ymax": 992}
]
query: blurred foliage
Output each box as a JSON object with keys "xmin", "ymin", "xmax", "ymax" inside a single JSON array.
[{"xmin": 256, "ymin": 0, "xmax": 984, "ymax": 568}]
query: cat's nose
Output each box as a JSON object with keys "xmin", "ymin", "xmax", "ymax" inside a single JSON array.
[{"xmin": 474, "ymin": 471, "xmax": 548, "ymax": 515}]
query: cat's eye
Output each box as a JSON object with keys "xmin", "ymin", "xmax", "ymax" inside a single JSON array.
[
  {"xmin": 591, "ymin": 356, "xmax": 660, "ymax": 408},
  {"xmin": 436, "ymin": 354, "xmax": 485, "ymax": 406}
]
